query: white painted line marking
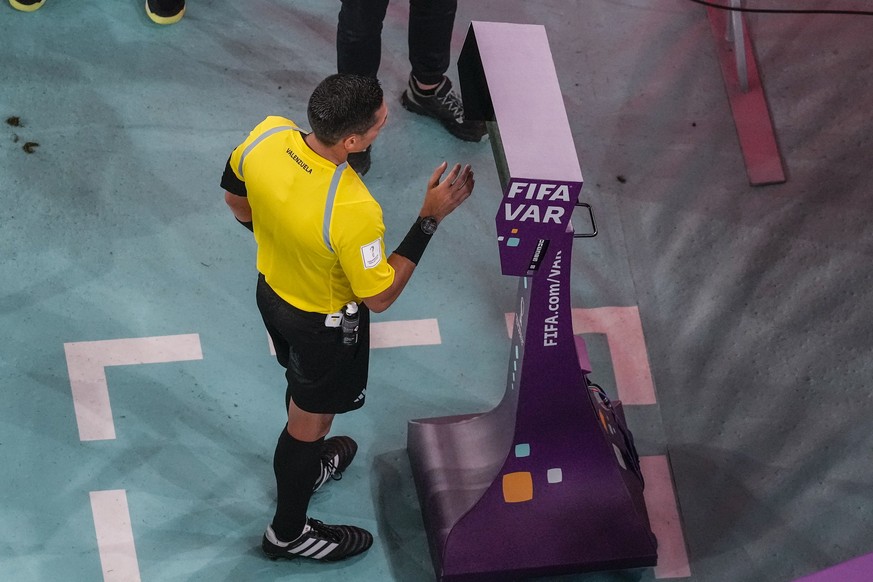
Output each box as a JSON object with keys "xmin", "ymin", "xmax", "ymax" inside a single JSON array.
[
  {"xmin": 372, "ymin": 318, "xmax": 442, "ymax": 348},
  {"xmin": 641, "ymin": 456, "xmax": 691, "ymax": 579},
  {"xmin": 268, "ymin": 319, "xmax": 442, "ymax": 354},
  {"xmin": 505, "ymin": 307, "xmax": 656, "ymax": 404},
  {"xmin": 65, "ymin": 334, "xmax": 203, "ymax": 441},
  {"xmin": 90, "ymin": 490, "xmax": 142, "ymax": 582},
  {"xmin": 571, "ymin": 307, "xmax": 655, "ymax": 405}
]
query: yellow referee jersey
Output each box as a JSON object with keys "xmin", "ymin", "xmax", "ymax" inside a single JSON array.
[{"xmin": 225, "ymin": 116, "xmax": 394, "ymax": 314}]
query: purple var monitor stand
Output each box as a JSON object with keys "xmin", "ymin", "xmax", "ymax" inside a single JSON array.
[{"xmin": 406, "ymin": 22, "xmax": 658, "ymax": 581}]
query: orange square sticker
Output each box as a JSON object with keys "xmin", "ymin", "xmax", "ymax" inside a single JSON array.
[{"xmin": 502, "ymin": 472, "xmax": 533, "ymax": 503}]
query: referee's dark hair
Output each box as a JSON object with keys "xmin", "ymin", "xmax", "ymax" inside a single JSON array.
[{"xmin": 307, "ymin": 74, "xmax": 384, "ymax": 146}]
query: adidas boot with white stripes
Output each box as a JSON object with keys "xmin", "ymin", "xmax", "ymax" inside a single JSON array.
[
  {"xmin": 312, "ymin": 436, "xmax": 358, "ymax": 492},
  {"xmin": 262, "ymin": 519, "xmax": 373, "ymax": 561}
]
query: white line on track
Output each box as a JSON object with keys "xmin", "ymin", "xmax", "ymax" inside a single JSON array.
[{"xmin": 64, "ymin": 334, "xmax": 203, "ymax": 441}]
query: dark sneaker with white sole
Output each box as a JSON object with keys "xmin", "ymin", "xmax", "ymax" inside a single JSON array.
[
  {"xmin": 313, "ymin": 435, "xmax": 358, "ymax": 492},
  {"xmin": 400, "ymin": 75, "xmax": 486, "ymax": 142},
  {"xmin": 262, "ymin": 519, "xmax": 373, "ymax": 561},
  {"xmin": 9, "ymin": 0, "xmax": 46, "ymax": 11},
  {"xmin": 146, "ymin": 0, "xmax": 185, "ymax": 24}
]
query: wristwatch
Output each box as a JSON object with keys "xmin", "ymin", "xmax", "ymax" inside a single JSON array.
[{"xmin": 420, "ymin": 216, "xmax": 438, "ymax": 235}]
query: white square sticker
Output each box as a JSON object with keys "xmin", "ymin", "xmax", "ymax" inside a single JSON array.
[{"xmin": 360, "ymin": 238, "xmax": 383, "ymax": 269}]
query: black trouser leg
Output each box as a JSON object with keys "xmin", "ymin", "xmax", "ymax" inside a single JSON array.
[
  {"xmin": 337, "ymin": 0, "xmax": 390, "ymax": 77},
  {"xmin": 271, "ymin": 427, "xmax": 323, "ymax": 541},
  {"xmin": 408, "ymin": 0, "xmax": 457, "ymax": 84}
]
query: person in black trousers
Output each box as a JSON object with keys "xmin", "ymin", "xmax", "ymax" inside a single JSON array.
[{"xmin": 337, "ymin": 0, "xmax": 485, "ymax": 174}]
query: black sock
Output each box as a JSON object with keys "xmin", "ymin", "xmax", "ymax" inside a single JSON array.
[{"xmin": 271, "ymin": 427, "xmax": 324, "ymax": 542}]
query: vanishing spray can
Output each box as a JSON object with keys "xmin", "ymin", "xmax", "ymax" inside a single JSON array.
[{"xmin": 341, "ymin": 302, "xmax": 359, "ymax": 346}]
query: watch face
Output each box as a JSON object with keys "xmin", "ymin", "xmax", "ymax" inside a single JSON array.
[{"xmin": 420, "ymin": 216, "xmax": 438, "ymax": 235}]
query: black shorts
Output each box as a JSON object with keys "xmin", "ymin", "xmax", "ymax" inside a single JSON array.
[{"xmin": 256, "ymin": 274, "xmax": 370, "ymax": 414}]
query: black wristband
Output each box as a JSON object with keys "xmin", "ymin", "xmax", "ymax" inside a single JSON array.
[
  {"xmin": 237, "ymin": 218, "xmax": 254, "ymax": 232},
  {"xmin": 394, "ymin": 217, "xmax": 432, "ymax": 265}
]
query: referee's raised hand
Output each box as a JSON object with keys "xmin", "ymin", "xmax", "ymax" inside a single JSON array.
[{"xmin": 420, "ymin": 161, "xmax": 475, "ymax": 223}]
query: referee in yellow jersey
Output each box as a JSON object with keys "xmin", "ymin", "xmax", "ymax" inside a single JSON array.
[{"xmin": 221, "ymin": 74, "xmax": 474, "ymax": 562}]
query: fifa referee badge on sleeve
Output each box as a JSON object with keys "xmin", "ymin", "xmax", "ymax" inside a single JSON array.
[{"xmin": 361, "ymin": 238, "xmax": 382, "ymax": 269}]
